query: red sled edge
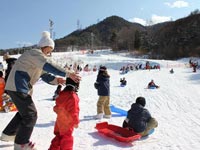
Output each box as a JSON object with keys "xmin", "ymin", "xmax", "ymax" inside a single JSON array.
[{"xmin": 95, "ymin": 122, "xmax": 141, "ymax": 142}]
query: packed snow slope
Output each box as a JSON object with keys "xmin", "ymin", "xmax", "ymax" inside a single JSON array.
[{"xmin": 0, "ymin": 50, "xmax": 200, "ymax": 150}]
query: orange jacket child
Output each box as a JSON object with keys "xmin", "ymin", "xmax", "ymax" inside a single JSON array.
[
  {"xmin": 0, "ymin": 71, "xmax": 5, "ymax": 111},
  {"xmin": 49, "ymin": 77, "xmax": 80, "ymax": 150}
]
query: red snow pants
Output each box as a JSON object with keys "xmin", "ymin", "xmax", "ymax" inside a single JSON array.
[{"xmin": 49, "ymin": 126, "xmax": 74, "ymax": 150}]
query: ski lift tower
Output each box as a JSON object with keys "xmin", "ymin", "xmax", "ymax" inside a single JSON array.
[
  {"xmin": 49, "ymin": 19, "xmax": 54, "ymax": 39},
  {"xmin": 49, "ymin": 19, "xmax": 56, "ymax": 52}
]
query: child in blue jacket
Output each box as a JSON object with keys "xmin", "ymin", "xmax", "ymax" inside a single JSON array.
[{"xmin": 94, "ymin": 66, "xmax": 111, "ymax": 119}]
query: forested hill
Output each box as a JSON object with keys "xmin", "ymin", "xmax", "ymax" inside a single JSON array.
[
  {"xmin": 55, "ymin": 16, "xmax": 146, "ymax": 51},
  {"xmin": 55, "ymin": 12, "xmax": 200, "ymax": 59},
  {"xmin": 148, "ymin": 13, "xmax": 200, "ymax": 59},
  {"xmin": 2, "ymin": 11, "xmax": 200, "ymax": 59}
]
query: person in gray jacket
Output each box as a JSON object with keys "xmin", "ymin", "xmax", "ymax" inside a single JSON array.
[{"xmin": 0, "ymin": 31, "xmax": 81, "ymax": 150}]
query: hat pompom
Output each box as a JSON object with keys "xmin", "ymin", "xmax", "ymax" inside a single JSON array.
[{"xmin": 42, "ymin": 31, "xmax": 51, "ymax": 38}]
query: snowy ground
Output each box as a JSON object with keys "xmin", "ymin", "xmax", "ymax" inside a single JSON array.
[{"xmin": 0, "ymin": 50, "xmax": 200, "ymax": 150}]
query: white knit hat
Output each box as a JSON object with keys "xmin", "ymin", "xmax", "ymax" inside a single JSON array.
[{"xmin": 38, "ymin": 31, "xmax": 55, "ymax": 49}]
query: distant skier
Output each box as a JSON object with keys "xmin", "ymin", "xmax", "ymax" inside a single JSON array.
[
  {"xmin": 192, "ymin": 62, "xmax": 198, "ymax": 72},
  {"xmin": 170, "ymin": 68, "xmax": 174, "ymax": 74}
]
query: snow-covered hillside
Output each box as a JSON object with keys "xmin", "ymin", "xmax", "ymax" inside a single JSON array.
[{"xmin": 0, "ymin": 50, "xmax": 200, "ymax": 150}]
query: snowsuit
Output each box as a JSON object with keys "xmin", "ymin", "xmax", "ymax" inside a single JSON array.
[
  {"xmin": 49, "ymin": 91, "xmax": 80, "ymax": 150},
  {"xmin": 123, "ymin": 103, "xmax": 158, "ymax": 136},
  {"xmin": 95, "ymin": 71, "xmax": 111, "ymax": 116},
  {"xmin": 3, "ymin": 49, "xmax": 68, "ymax": 145}
]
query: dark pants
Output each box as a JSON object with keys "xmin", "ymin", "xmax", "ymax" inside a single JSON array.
[
  {"xmin": 3, "ymin": 91, "xmax": 37, "ymax": 144},
  {"xmin": 122, "ymin": 118, "xmax": 158, "ymax": 137}
]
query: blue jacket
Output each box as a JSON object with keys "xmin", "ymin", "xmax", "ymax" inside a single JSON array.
[
  {"xmin": 95, "ymin": 74, "xmax": 110, "ymax": 96},
  {"xmin": 127, "ymin": 103, "xmax": 151, "ymax": 132}
]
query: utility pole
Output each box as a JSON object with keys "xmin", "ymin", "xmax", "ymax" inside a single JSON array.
[
  {"xmin": 77, "ymin": 19, "xmax": 80, "ymax": 30},
  {"xmin": 18, "ymin": 43, "xmax": 21, "ymax": 54},
  {"xmin": 91, "ymin": 32, "xmax": 94, "ymax": 52},
  {"xmin": 53, "ymin": 32, "xmax": 56, "ymax": 40},
  {"xmin": 49, "ymin": 19, "xmax": 56, "ymax": 52},
  {"xmin": 49, "ymin": 19, "xmax": 54, "ymax": 39}
]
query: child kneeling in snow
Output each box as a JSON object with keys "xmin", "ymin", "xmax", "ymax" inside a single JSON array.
[
  {"xmin": 49, "ymin": 77, "xmax": 80, "ymax": 150},
  {"xmin": 122, "ymin": 97, "xmax": 158, "ymax": 137}
]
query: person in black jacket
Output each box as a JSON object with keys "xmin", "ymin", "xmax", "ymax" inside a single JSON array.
[
  {"xmin": 94, "ymin": 66, "xmax": 111, "ymax": 119},
  {"xmin": 120, "ymin": 77, "xmax": 127, "ymax": 86},
  {"xmin": 3, "ymin": 54, "xmax": 17, "ymax": 83},
  {"xmin": 122, "ymin": 97, "xmax": 158, "ymax": 137}
]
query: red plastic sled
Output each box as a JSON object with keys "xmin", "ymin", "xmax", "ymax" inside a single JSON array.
[{"xmin": 95, "ymin": 122, "xmax": 141, "ymax": 142}]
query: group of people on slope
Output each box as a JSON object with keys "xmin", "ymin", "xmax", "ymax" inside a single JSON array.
[
  {"xmin": 0, "ymin": 30, "xmax": 158, "ymax": 150},
  {"xmin": 94, "ymin": 66, "xmax": 158, "ymax": 137},
  {"xmin": 119, "ymin": 75, "xmax": 160, "ymax": 89}
]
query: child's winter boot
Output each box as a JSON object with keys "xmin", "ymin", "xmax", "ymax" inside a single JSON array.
[{"xmin": 95, "ymin": 113, "xmax": 103, "ymax": 119}]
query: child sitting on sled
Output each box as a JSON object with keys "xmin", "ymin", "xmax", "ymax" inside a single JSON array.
[
  {"xmin": 120, "ymin": 77, "xmax": 127, "ymax": 86},
  {"xmin": 122, "ymin": 96, "xmax": 158, "ymax": 137},
  {"xmin": 147, "ymin": 79, "xmax": 159, "ymax": 89},
  {"xmin": 49, "ymin": 77, "xmax": 80, "ymax": 150}
]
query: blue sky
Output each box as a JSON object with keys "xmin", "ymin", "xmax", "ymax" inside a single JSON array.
[{"xmin": 0, "ymin": 0, "xmax": 199, "ymax": 49}]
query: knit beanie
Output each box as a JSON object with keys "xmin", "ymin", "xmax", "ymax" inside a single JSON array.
[
  {"xmin": 99, "ymin": 66, "xmax": 107, "ymax": 71},
  {"xmin": 38, "ymin": 31, "xmax": 55, "ymax": 49},
  {"xmin": 136, "ymin": 97, "xmax": 146, "ymax": 107},
  {"xmin": 64, "ymin": 77, "xmax": 80, "ymax": 92}
]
